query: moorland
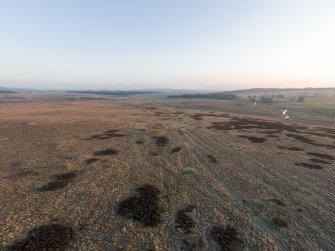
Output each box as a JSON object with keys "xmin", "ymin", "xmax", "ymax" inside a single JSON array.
[{"xmin": 0, "ymin": 89, "xmax": 334, "ymax": 250}]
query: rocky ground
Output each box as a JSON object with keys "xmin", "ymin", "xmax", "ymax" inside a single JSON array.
[{"xmin": 0, "ymin": 94, "xmax": 334, "ymax": 250}]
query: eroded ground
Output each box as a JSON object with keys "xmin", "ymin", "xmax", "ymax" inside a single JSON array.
[{"xmin": 0, "ymin": 94, "xmax": 334, "ymax": 250}]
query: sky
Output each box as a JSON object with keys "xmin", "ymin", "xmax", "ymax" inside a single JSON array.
[{"xmin": 0, "ymin": 0, "xmax": 334, "ymax": 90}]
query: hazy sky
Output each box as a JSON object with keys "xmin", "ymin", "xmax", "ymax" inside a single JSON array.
[{"xmin": 0, "ymin": 0, "xmax": 334, "ymax": 90}]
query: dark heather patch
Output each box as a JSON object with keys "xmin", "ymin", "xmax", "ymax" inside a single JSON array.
[
  {"xmin": 267, "ymin": 134, "xmax": 279, "ymax": 138},
  {"xmin": 145, "ymin": 106, "xmax": 157, "ymax": 110},
  {"xmin": 149, "ymin": 152, "xmax": 159, "ymax": 156},
  {"xmin": 307, "ymin": 152, "xmax": 335, "ymax": 160},
  {"xmin": 181, "ymin": 238, "xmax": 196, "ymax": 250},
  {"xmin": 153, "ymin": 136, "xmax": 169, "ymax": 147},
  {"xmin": 208, "ymin": 117, "xmax": 304, "ymax": 132},
  {"xmin": 286, "ymin": 134, "xmax": 335, "ymax": 149},
  {"xmin": 93, "ymin": 148, "xmax": 118, "ymax": 156},
  {"xmin": 37, "ymin": 171, "xmax": 78, "ymax": 192},
  {"xmin": 175, "ymin": 205, "xmax": 196, "ymax": 234},
  {"xmin": 296, "ymin": 162, "xmax": 323, "ymax": 169},
  {"xmin": 260, "ymin": 130, "xmax": 282, "ymax": 134},
  {"xmin": 269, "ymin": 198, "xmax": 286, "ymax": 207},
  {"xmin": 85, "ymin": 158, "xmax": 100, "ymax": 165},
  {"xmin": 206, "ymin": 154, "xmax": 219, "ymax": 164},
  {"xmin": 170, "ymin": 146, "xmax": 182, "ymax": 154},
  {"xmin": 210, "ymin": 225, "xmax": 243, "ymax": 251},
  {"xmin": 191, "ymin": 114, "xmax": 203, "ymax": 120},
  {"xmin": 82, "ymin": 129, "xmax": 125, "ymax": 140},
  {"xmin": 136, "ymin": 140, "xmax": 145, "ymax": 145},
  {"xmin": 278, "ymin": 146, "xmax": 303, "ymax": 151},
  {"xmin": 192, "ymin": 113, "xmax": 231, "ymax": 120},
  {"xmin": 312, "ymin": 127, "xmax": 335, "ymax": 139},
  {"xmin": 305, "ymin": 130, "xmax": 335, "ymax": 140},
  {"xmin": 7, "ymin": 224, "xmax": 75, "ymax": 251},
  {"xmin": 286, "ymin": 133, "xmax": 315, "ymax": 145},
  {"xmin": 272, "ymin": 216, "xmax": 289, "ymax": 228},
  {"xmin": 117, "ymin": 184, "xmax": 161, "ymax": 227},
  {"xmin": 4, "ymin": 170, "xmax": 38, "ymax": 180},
  {"xmin": 239, "ymin": 135, "xmax": 266, "ymax": 143},
  {"xmin": 309, "ymin": 158, "xmax": 332, "ymax": 164}
]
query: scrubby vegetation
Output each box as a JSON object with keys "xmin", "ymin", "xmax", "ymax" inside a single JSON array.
[
  {"xmin": 7, "ymin": 224, "xmax": 75, "ymax": 250},
  {"xmin": 272, "ymin": 216, "xmax": 289, "ymax": 228},
  {"xmin": 153, "ymin": 136, "xmax": 169, "ymax": 147},
  {"xmin": 171, "ymin": 146, "xmax": 182, "ymax": 153},
  {"xmin": 37, "ymin": 172, "xmax": 78, "ymax": 192},
  {"xmin": 175, "ymin": 205, "xmax": 196, "ymax": 234},
  {"xmin": 210, "ymin": 225, "xmax": 243, "ymax": 251},
  {"xmin": 117, "ymin": 184, "xmax": 162, "ymax": 227},
  {"xmin": 93, "ymin": 148, "xmax": 118, "ymax": 156},
  {"xmin": 168, "ymin": 92, "xmax": 238, "ymax": 100}
]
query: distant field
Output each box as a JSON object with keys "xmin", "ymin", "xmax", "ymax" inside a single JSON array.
[{"xmin": 266, "ymin": 96, "xmax": 335, "ymax": 125}]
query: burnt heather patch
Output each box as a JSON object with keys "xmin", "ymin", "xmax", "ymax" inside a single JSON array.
[
  {"xmin": 278, "ymin": 146, "xmax": 303, "ymax": 151},
  {"xmin": 153, "ymin": 136, "xmax": 169, "ymax": 147},
  {"xmin": 7, "ymin": 224, "xmax": 75, "ymax": 250},
  {"xmin": 117, "ymin": 184, "xmax": 162, "ymax": 227},
  {"xmin": 210, "ymin": 225, "xmax": 244, "ymax": 251},
  {"xmin": 170, "ymin": 146, "xmax": 182, "ymax": 154},
  {"xmin": 208, "ymin": 117, "xmax": 303, "ymax": 132},
  {"xmin": 82, "ymin": 129, "xmax": 125, "ymax": 140},
  {"xmin": 136, "ymin": 139, "xmax": 145, "ymax": 144},
  {"xmin": 239, "ymin": 135, "xmax": 266, "ymax": 143},
  {"xmin": 309, "ymin": 158, "xmax": 332, "ymax": 164},
  {"xmin": 307, "ymin": 152, "xmax": 335, "ymax": 160},
  {"xmin": 93, "ymin": 148, "xmax": 118, "ymax": 156},
  {"xmin": 206, "ymin": 154, "xmax": 219, "ymax": 164},
  {"xmin": 191, "ymin": 114, "xmax": 203, "ymax": 120},
  {"xmin": 175, "ymin": 205, "xmax": 196, "ymax": 234},
  {"xmin": 272, "ymin": 216, "xmax": 289, "ymax": 228},
  {"xmin": 295, "ymin": 162, "xmax": 323, "ymax": 169},
  {"xmin": 286, "ymin": 134, "xmax": 335, "ymax": 149},
  {"xmin": 4, "ymin": 170, "xmax": 38, "ymax": 180},
  {"xmin": 85, "ymin": 158, "xmax": 100, "ymax": 165},
  {"xmin": 37, "ymin": 171, "xmax": 78, "ymax": 192},
  {"xmin": 269, "ymin": 198, "xmax": 286, "ymax": 207}
]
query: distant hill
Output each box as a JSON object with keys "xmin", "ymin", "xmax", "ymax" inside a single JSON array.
[
  {"xmin": 67, "ymin": 90, "xmax": 159, "ymax": 96},
  {"xmin": 0, "ymin": 90, "xmax": 16, "ymax": 94},
  {"xmin": 226, "ymin": 87, "xmax": 335, "ymax": 94}
]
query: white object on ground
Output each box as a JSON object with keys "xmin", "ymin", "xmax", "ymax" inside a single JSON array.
[{"xmin": 283, "ymin": 109, "xmax": 290, "ymax": 119}]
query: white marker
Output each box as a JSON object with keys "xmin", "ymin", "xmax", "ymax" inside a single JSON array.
[{"xmin": 283, "ymin": 110, "xmax": 290, "ymax": 119}]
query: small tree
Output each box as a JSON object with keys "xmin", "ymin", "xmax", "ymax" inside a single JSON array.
[
  {"xmin": 260, "ymin": 96, "xmax": 273, "ymax": 103},
  {"xmin": 297, "ymin": 96, "xmax": 305, "ymax": 103}
]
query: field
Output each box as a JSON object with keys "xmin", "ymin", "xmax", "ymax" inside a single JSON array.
[{"xmin": 0, "ymin": 92, "xmax": 335, "ymax": 250}]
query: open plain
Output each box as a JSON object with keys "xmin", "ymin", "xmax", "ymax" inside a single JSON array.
[{"xmin": 1, "ymin": 93, "xmax": 335, "ymax": 250}]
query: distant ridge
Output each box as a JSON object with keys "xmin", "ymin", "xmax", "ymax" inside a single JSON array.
[
  {"xmin": 168, "ymin": 92, "xmax": 238, "ymax": 100},
  {"xmin": 67, "ymin": 90, "xmax": 159, "ymax": 96}
]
